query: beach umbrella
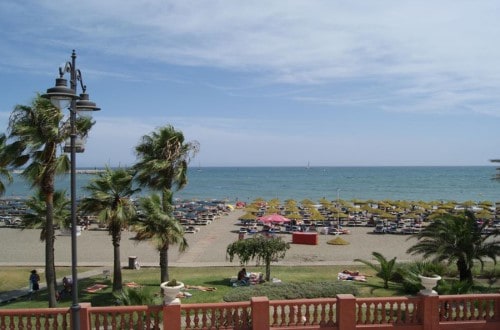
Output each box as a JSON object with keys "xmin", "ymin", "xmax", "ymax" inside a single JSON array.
[
  {"xmin": 287, "ymin": 212, "xmax": 302, "ymax": 220},
  {"xmin": 239, "ymin": 212, "xmax": 257, "ymax": 221},
  {"xmin": 264, "ymin": 206, "xmax": 280, "ymax": 215},
  {"xmin": 257, "ymin": 213, "xmax": 291, "ymax": 224},
  {"xmin": 475, "ymin": 209, "xmax": 494, "ymax": 219},
  {"xmin": 301, "ymin": 199, "xmax": 314, "ymax": 207},
  {"xmin": 235, "ymin": 201, "xmax": 246, "ymax": 208},
  {"xmin": 309, "ymin": 210, "xmax": 325, "ymax": 221},
  {"xmin": 479, "ymin": 200, "xmax": 493, "ymax": 208},
  {"xmin": 244, "ymin": 206, "xmax": 260, "ymax": 214},
  {"xmin": 285, "ymin": 205, "xmax": 300, "ymax": 214},
  {"xmin": 319, "ymin": 198, "xmax": 332, "ymax": 208},
  {"xmin": 268, "ymin": 198, "xmax": 281, "ymax": 207}
]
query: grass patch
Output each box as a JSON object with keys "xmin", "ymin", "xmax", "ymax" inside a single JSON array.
[
  {"xmin": 1, "ymin": 263, "xmax": 498, "ymax": 308},
  {"xmin": 0, "ymin": 267, "xmax": 91, "ymax": 292},
  {"xmin": 223, "ymin": 281, "xmax": 358, "ymax": 302}
]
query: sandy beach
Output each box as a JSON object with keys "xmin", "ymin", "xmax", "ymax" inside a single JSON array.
[{"xmin": 0, "ymin": 209, "xmax": 421, "ymax": 268}]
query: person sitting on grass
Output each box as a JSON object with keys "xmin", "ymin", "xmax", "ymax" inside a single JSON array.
[
  {"xmin": 56, "ymin": 277, "xmax": 72, "ymax": 301},
  {"xmin": 237, "ymin": 268, "xmax": 249, "ymax": 285}
]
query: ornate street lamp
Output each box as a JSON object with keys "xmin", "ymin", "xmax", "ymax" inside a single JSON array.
[
  {"xmin": 337, "ymin": 188, "xmax": 341, "ymax": 229},
  {"xmin": 43, "ymin": 50, "xmax": 100, "ymax": 329}
]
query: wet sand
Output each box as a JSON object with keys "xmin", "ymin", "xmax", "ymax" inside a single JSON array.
[{"xmin": 0, "ymin": 209, "xmax": 420, "ymax": 268}]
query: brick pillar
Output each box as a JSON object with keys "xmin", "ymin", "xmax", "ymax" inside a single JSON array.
[
  {"xmin": 336, "ymin": 294, "xmax": 356, "ymax": 330},
  {"xmin": 79, "ymin": 303, "xmax": 92, "ymax": 330},
  {"xmin": 420, "ymin": 294, "xmax": 439, "ymax": 330},
  {"xmin": 251, "ymin": 296, "xmax": 270, "ymax": 329},
  {"xmin": 495, "ymin": 294, "xmax": 500, "ymax": 321},
  {"xmin": 163, "ymin": 302, "xmax": 182, "ymax": 330}
]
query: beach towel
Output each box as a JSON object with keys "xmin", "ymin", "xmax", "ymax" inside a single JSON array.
[{"xmin": 84, "ymin": 284, "xmax": 108, "ymax": 293}]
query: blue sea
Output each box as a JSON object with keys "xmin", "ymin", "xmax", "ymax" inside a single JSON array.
[{"xmin": 3, "ymin": 166, "xmax": 500, "ymax": 203}]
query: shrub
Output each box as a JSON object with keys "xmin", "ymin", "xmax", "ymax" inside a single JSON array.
[
  {"xmin": 223, "ymin": 281, "xmax": 358, "ymax": 302},
  {"xmin": 438, "ymin": 279, "xmax": 473, "ymax": 295},
  {"xmin": 114, "ymin": 287, "xmax": 158, "ymax": 306},
  {"xmin": 166, "ymin": 279, "xmax": 178, "ymax": 287},
  {"xmin": 395, "ymin": 260, "xmax": 447, "ymax": 294}
]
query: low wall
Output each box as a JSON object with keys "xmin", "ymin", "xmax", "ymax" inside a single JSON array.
[{"xmin": 1, "ymin": 293, "xmax": 499, "ymax": 329}]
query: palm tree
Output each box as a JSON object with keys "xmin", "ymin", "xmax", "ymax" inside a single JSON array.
[
  {"xmin": 79, "ymin": 167, "xmax": 138, "ymax": 291},
  {"xmin": 23, "ymin": 190, "xmax": 70, "ymax": 240},
  {"xmin": 5, "ymin": 95, "xmax": 93, "ymax": 307},
  {"xmin": 133, "ymin": 125, "xmax": 199, "ymax": 281},
  {"xmin": 0, "ymin": 134, "xmax": 13, "ymax": 196},
  {"xmin": 134, "ymin": 125, "xmax": 199, "ymax": 212},
  {"xmin": 23, "ymin": 189, "xmax": 70, "ymax": 293},
  {"xmin": 133, "ymin": 193, "xmax": 188, "ymax": 283},
  {"xmin": 407, "ymin": 210, "xmax": 499, "ymax": 283},
  {"xmin": 354, "ymin": 251, "xmax": 398, "ymax": 289}
]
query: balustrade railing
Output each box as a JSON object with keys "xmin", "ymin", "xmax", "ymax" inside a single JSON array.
[
  {"xmin": 438, "ymin": 294, "xmax": 499, "ymax": 322},
  {"xmin": 269, "ymin": 298, "xmax": 337, "ymax": 327},
  {"xmin": 0, "ymin": 307, "xmax": 70, "ymax": 328},
  {"xmin": 86, "ymin": 305, "xmax": 162, "ymax": 329},
  {"xmin": 355, "ymin": 296, "xmax": 422, "ymax": 325},
  {"xmin": 182, "ymin": 301, "xmax": 251, "ymax": 329},
  {"xmin": 0, "ymin": 293, "xmax": 498, "ymax": 329}
]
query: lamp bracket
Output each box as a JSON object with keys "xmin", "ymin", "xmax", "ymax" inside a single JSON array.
[{"xmin": 58, "ymin": 63, "xmax": 87, "ymax": 93}]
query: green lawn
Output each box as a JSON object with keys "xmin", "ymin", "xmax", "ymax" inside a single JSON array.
[{"xmin": 1, "ymin": 263, "xmax": 498, "ymax": 309}]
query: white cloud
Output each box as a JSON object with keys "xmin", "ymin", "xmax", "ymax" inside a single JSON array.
[
  {"xmin": 2, "ymin": 1, "xmax": 500, "ymax": 166},
  {"xmin": 14, "ymin": 0, "xmax": 496, "ymax": 116}
]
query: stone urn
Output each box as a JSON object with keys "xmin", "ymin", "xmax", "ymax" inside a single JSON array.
[
  {"xmin": 160, "ymin": 280, "xmax": 184, "ymax": 305},
  {"xmin": 418, "ymin": 275, "xmax": 441, "ymax": 296}
]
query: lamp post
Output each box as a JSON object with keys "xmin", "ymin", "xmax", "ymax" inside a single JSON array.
[
  {"xmin": 43, "ymin": 50, "xmax": 100, "ymax": 329},
  {"xmin": 337, "ymin": 188, "xmax": 341, "ymax": 229}
]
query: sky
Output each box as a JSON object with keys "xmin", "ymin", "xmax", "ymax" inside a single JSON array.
[{"xmin": 1, "ymin": 0, "xmax": 500, "ymax": 167}]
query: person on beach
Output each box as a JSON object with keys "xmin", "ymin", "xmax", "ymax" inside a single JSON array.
[{"xmin": 28, "ymin": 269, "xmax": 40, "ymax": 300}]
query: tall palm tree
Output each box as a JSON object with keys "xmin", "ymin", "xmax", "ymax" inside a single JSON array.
[
  {"xmin": 0, "ymin": 134, "xmax": 13, "ymax": 196},
  {"xmin": 354, "ymin": 251, "xmax": 398, "ymax": 289},
  {"xmin": 133, "ymin": 193, "xmax": 188, "ymax": 282},
  {"xmin": 79, "ymin": 167, "xmax": 138, "ymax": 291},
  {"xmin": 133, "ymin": 125, "xmax": 198, "ymax": 281},
  {"xmin": 134, "ymin": 125, "xmax": 199, "ymax": 212},
  {"xmin": 23, "ymin": 189, "xmax": 70, "ymax": 293},
  {"xmin": 5, "ymin": 95, "xmax": 93, "ymax": 307},
  {"xmin": 407, "ymin": 211, "xmax": 499, "ymax": 283}
]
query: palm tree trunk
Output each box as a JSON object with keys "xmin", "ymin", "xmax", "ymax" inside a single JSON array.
[
  {"xmin": 457, "ymin": 258, "xmax": 473, "ymax": 283},
  {"xmin": 45, "ymin": 192, "xmax": 57, "ymax": 307},
  {"xmin": 161, "ymin": 188, "xmax": 173, "ymax": 214},
  {"xmin": 160, "ymin": 247, "xmax": 169, "ymax": 283},
  {"xmin": 112, "ymin": 231, "xmax": 122, "ymax": 292}
]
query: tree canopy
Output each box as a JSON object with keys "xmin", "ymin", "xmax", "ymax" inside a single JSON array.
[
  {"xmin": 226, "ymin": 235, "xmax": 290, "ymax": 281},
  {"xmin": 407, "ymin": 210, "xmax": 499, "ymax": 283}
]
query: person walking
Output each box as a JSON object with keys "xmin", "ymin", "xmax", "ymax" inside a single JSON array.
[{"xmin": 28, "ymin": 269, "xmax": 40, "ymax": 300}]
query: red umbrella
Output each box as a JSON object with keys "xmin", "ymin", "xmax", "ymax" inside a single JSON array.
[{"xmin": 257, "ymin": 214, "xmax": 291, "ymax": 224}]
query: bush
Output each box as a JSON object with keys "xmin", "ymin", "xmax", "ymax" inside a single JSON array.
[
  {"xmin": 438, "ymin": 280, "xmax": 473, "ymax": 295},
  {"xmin": 223, "ymin": 281, "xmax": 358, "ymax": 302},
  {"xmin": 114, "ymin": 287, "xmax": 159, "ymax": 306},
  {"xmin": 395, "ymin": 260, "xmax": 447, "ymax": 295}
]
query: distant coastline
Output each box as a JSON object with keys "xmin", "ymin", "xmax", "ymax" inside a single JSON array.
[{"xmin": 12, "ymin": 169, "xmax": 105, "ymax": 174}]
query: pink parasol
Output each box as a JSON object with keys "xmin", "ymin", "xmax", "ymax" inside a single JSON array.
[{"xmin": 257, "ymin": 213, "xmax": 291, "ymax": 224}]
